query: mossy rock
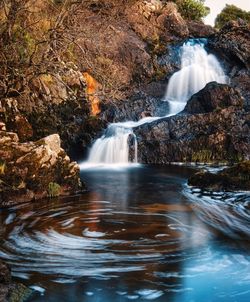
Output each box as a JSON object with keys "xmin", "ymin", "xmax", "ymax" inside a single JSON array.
[
  {"xmin": 188, "ymin": 161, "xmax": 250, "ymax": 191},
  {"xmin": 8, "ymin": 283, "xmax": 33, "ymax": 302}
]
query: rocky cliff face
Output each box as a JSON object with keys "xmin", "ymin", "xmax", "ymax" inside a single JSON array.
[
  {"xmin": 0, "ymin": 99, "xmax": 83, "ymax": 206},
  {"xmin": 134, "ymin": 83, "xmax": 250, "ymax": 164},
  {"xmin": 208, "ymin": 21, "xmax": 250, "ymax": 110}
]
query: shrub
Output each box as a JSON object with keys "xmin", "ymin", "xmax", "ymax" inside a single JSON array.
[
  {"xmin": 174, "ymin": 0, "xmax": 210, "ymax": 21},
  {"xmin": 215, "ymin": 4, "xmax": 250, "ymax": 29}
]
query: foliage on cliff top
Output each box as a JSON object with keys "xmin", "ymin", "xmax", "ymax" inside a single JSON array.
[
  {"xmin": 215, "ymin": 4, "xmax": 250, "ymax": 29},
  {"xmin": 173, "ymin": 0, "xmax": 210, "ymax": 21}
]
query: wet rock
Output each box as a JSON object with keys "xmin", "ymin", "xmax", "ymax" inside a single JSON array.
[
  {"xmin": 101, "ymin": 92, "xmax": 169, "ymax": 123},
  {"xmin": 183, "ymin": 82, "xmax": 243, "ymax": 114},
  {"xmin": 134, "ymin": 85, "xmax": 250, "ymax": 164},
  {"xmin": 188, "ymin": 161, "xmax": 250, "ymax": 191},
  {"xmin": 0, "ymin": 261, "xmax": 11, "ymax": 284},
  {"xmin": 0, "ymin": 261, "xmax": 31, "ymax": 302},
  {"xmin": 0, "ymin": 133, "xmax": 83, "ymax": 206}
]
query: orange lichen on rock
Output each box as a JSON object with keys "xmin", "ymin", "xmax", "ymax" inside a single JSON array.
[{"xmin": 83, "ymin": 72, "xmax": 101, "ymax": 116}]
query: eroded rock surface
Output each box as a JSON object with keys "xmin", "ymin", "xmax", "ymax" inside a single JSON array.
[
  {"xmin": 0, "ymin": 131, "xmax": 82, "ymax": 206},
  {"xmin": 208, "ymin": 21, "xmax": 250, "ymax": 109},
  {"xmin": 134, "ymin": 83, "xmax": 250, "ymax": 164}
]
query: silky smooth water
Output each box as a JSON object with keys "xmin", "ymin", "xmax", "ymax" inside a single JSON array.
[
  {"xmin": 165, "ymin": 41, "xmax": 227, "ymax": 114},
  {"xmin": 0, "ymin": 165, "xmax": 249, "ymax": 302},
  {"xmin": 85, "ymin": 40, "xmax": 227, "ymax": 166}
]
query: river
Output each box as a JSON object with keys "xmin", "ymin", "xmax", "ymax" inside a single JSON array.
[{"xmin": 0, "ymin": 165, "xmax": 249, "ymax": 301}]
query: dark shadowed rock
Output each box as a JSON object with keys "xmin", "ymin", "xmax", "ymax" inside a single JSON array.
[
  {"xmin": 183, "ymin": 82, "xmax": 243, "ymax": 114},
  {"xmin": 208, "ymin": 21, "xmax": 250, "ymax": 69},
  {"xmin": 101, "ymin": 93, "xmax": 169, "ymax": 123},
  {"xmin": 208, "ymin": 21, "xmax": 250, "ymax": 110},
  {"xmin": 0, "ymin": 261, "xmax": 32, "ymax": 302},
  {"xmin": 134, "ymin": 85, "xmax": 250, "ymax": 164},
  {"xmin": 188, "ymin": 161, "xmax": 250, "ymax": 191}
]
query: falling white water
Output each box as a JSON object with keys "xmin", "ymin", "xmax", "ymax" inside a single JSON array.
[
  {"xmin": 84, "ymin": 117, "xmax": 158, "ymax": 168},
  {"xmin": 87, "ymin": 124, "xmax": 133, "ymax": 164},
  {"xmin": 82, "ymin": 41, "xmax": 227, "ymax": 168},
  {"xmin": 165, "ymin": 41, "xmax": 228, "ymax": 114}
]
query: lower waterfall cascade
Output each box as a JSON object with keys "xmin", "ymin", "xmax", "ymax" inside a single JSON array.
[{"xmin": 83, "ymin": 40, "xmax": 228, "ymax": 167}]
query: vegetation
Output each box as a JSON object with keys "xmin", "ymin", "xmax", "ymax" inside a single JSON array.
[
  {"xmin": 215, "ymin": 4, "xmax": 250, "ymax": 29},
  {"xmin": 0, "ymin": 0, "xmax": 80, "ymax": 100},
  {"xmin": 174, "ymin": 0, "xmax": 210, "ymax": 21},
  {"xmin": 48, "ymin": 182, "xmax": 61, "ymax": 198},
  {"xmin": 0, "ymin": 160, "xmax": 6, "ymax": 175}
]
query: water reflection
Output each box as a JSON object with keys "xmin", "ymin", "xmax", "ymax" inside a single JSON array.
[{"xmin": 0, "ymin": 165, "xmax": 249, "ymax": 302}]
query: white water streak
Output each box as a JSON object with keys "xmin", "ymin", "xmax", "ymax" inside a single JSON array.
[{"xmin": 83, "ymin": 41, "xmax": 227, "ymax": 167}]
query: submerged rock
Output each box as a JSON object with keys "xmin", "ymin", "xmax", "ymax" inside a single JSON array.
[
  {"xmin": 0, "ymin": 132, "xmax": 83, "ymax": 206},
  {"xmin": 188, "ymin": 161, "xmax": 250, "ymax": 191}
]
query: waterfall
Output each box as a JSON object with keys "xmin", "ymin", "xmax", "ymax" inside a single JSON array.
[
  {"xmin": 87, "ymin": 124, "xmax": 135, "ymax": 164},
  {"xmin": 83, "ymin": 40, "xmax": 227, "ymax": 168},
  {"xmin": 165, "ymin": 41, "xmax": 227, "ymax": 114}
]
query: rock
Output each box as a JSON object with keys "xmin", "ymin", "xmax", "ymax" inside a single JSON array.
[
  {"xmin": 0, "ymin": 99, "xmax": 33, "ymax": 142},
  {"xmin": 134, "ymin": 85, "xmax": 250, "ymax": 164},
  {"xmin": 0, "ymin": 133, "xmax": 83, "ymax": 206},
  {"xmin": 208, "ymin": 21, "xmax": 250, "ymax": 109},
  {"xmin": 126, "ymin": 2, "xmax": 189, "ymax": 44},
  {"xmin": 183, "ymin": 82, "xmax": 243, "ymax": 114},
  {"xmin": 0, "ymin": 261, "xmax": 11, "ymax": 284},
  {"xmin": 187, "ymin": 21, "xmax": 215, "ymax": 38},
  {"xmin": 101, "ymin": 92, "xmax": 169, "ymax": 123},
  {"xmin": 0, "ymin": 261, "xmax": 31, "ymax": 302},
  {"xmin": 208, "ymin": 21, "xmax": 250, "ymax": 69},
  {"xmin": 188, "ymin": 161, "xmax": 250, "ymax": 191}
]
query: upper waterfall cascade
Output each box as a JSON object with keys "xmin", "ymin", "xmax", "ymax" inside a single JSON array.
[
  {"xmin": 83, "ymin": 41, "xmax": 227, "ymax": 167},
  {"xmin": 165, "ymin": 42, "xmax": 228, "ymax": 114}
]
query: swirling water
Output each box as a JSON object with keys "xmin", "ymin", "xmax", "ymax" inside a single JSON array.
[{"xmin": 0, "ymin": 165, "xmax": 249, "ymax": 302}]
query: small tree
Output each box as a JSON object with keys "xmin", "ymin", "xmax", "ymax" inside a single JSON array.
[
  {"xmin": 215, "ymin": 4, "xmax": 250, "ymax": 29},
  {"xmin": 174, "ymin": 0, "xmax": 210, "ymax": 22}
]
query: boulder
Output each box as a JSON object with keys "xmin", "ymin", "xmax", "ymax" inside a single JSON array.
[
  {"xmin": 0, "ymin": 133, "xmax": 83, "ymax": 206},
  {"xmin": 183, "ymin": 82, "xmax": 243, "ymax": 114}
]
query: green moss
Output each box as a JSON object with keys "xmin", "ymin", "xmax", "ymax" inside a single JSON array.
[
  {"xmin": 191, "ymin": 149, "xmax": 214, "ymax": 163},
  {"xmin": 48, "ymin": 182, "xmax": 61, "ymax": 198}
]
